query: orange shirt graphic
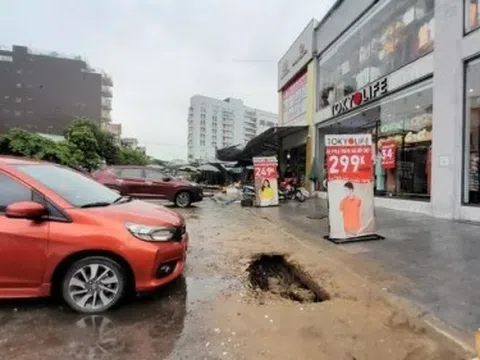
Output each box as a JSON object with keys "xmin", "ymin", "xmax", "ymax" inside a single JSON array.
[{"xmin": 339, "ymin": 196, "xmax": 362, "ymax": 234}]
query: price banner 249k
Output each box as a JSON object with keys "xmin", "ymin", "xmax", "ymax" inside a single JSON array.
[
  {"xmin": 253, "ymin": 156, "xmax": 279, "ymax": 207},
  {"xmin": 325, "ymin": 134, "xmax": 376, "ymax": 240}
]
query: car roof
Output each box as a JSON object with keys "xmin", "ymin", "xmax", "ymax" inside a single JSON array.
[{"xmin": 0, "ymin": 156, "xmax": 46, "ymax": 166}]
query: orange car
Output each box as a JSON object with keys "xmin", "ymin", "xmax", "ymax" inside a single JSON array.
[{"xmin": 0, "ymin": 156, "xmax": 188, "ymax": 313}]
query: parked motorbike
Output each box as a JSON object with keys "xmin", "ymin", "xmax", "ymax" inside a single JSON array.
[
  {"xmin": 279, "ymin": 177, "xmax": 306, "ymax": 202},
  {"xmin": 241, "ymin": 184, "xmax": 256, "ymax": 207},
  {"xmin": 242, "ymin": 178, "xmax": 306, "ymax": 205}
]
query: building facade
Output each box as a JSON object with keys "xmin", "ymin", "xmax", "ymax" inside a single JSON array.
[
  {"xmin": 0, "ymin": 45, "xmax": 115, "ymax": 136},
  {"xmin": 187, "ymin": 95, "xmax": 277, "ymax": 162},
  {"xmin": 102, "ymin": 122, "xmax": 122, "ymax": 145},
  {"xmin": 306, "ymin": 0, "xmax": 480, "ymax": 221},
  {"xmin": 277, "ymin": 19, "xmax": 318, "ymax": 187},
  {"xmin": 121, "ymin": 137, "xmax": 139, "ymax": 148}
]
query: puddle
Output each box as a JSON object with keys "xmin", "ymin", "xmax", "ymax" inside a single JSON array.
[
  {"xmin": 246, "ymin": 254, "xmax": 330, "ymax": 303},
  {"xmin": 0, "ymin": 275, "xmax": 238, "ymax": 360}
]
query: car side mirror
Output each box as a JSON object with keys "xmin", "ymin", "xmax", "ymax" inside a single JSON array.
[{"xmin": 5, "ymin": 201, "xmax": 47, "ymax": 220}]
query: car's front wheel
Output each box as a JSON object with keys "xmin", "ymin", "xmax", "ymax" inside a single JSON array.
[
  {"xmin": 62, "ymin": 256, "xmax": 126, "ymax": 314},
  {"xmin": 175, "ymin": 191, "xmax": 192, "ymax": 208}
]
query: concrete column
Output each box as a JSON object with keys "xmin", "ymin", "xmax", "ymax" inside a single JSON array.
[
  {"xmin": 431, "ymin": 0, "xmax": 464, "ymax": 219},
  {"xmin": 317, "ymin": 130, "xmax": 326, "ymax": 189},
  {"xmin": 278, "ymin": 91, "xmax": 283, "ymax": 126},
  {"xmin": 305, "ymin": 61, "xmax": 317, "ymax": 190}
]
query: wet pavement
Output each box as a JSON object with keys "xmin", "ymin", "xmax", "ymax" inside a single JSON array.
[
  {"xmin": 254, "ymin": 198, "xmax": 480, "ymax": 334},
  {"xmin": 0, "ymin": 201, "xmax": 240, "ymax": 360},
  {"xmin": 0, "ymin": 199, "xmax": 473, "ymax": 359}
]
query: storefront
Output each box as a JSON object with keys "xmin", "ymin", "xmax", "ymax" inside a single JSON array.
[
  {"xmin": 278, "ymin": 19, "xmax": 317, "ymax": 188},
  {"xmin": 272, "ymin": 0, "xmax": 480, "ymax": 220},
  {"xmin": 464, "ymin": 58, "xmax": 480, "ymax": 206},
  {"xmin": 280, "ymin": 129, "xmax": 308, "ymax": 181},
  {"xmin": 317, "ymin": 0, "xmax": 434, "ymax": 112},
  {"xmin": 314, "ymin": 0, "xmax": 436, "ymax": 214},
  {"xmin": 319, "ymin": 80, "xmax": 433, "ymax": 201}
]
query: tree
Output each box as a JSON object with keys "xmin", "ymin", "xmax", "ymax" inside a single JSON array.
[
  {"xmin": 68, "ymin": 118, "xmax": 120, "ymax": 164},
  {"xmin": 66, "ymin": 123, "xmax": 101, "ymax": 171},
  {"xmin": 0, "ymin": 119, "xmax": 148, "ymax": 169},
  {"xmin": 150, "ymin": 158, "xmax": 167, "ymax": 167},
  {"xmin": 117, "ymin": 146, "xmax": 149, "ymax": 165},
  {"xmin": 0, "ymin": 128, "xmax": 82, "ymax": 166}
]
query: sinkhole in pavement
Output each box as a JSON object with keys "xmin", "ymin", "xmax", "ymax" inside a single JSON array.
[{"xmin": 246, "ymin": 254, "xmax": 330, "ymax": 303}]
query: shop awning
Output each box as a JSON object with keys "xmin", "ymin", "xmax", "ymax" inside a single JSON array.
[{"xmin": 216, "ymin": 126, "xmax": 307, "ymax": 162}]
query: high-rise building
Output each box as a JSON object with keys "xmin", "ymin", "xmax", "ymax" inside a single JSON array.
[
  {"xmin": 102, "ymin": 123, "xmax": 122, "ymax": 145},
  {"xmin": 0, "ymin": 45, "xmax": 117, "ymax": 136},
  {"xmin": 187, "ymin": 95, "xmax": 277, "ymax": 162}
]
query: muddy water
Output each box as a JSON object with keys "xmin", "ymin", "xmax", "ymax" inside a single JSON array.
[
  {"xmin": 0, "ymin": 201, "xmax": 241, "ymax": 360},
  {"xmin": 0, "ymin": 199, "xmax": 473, "ymax": 360}
]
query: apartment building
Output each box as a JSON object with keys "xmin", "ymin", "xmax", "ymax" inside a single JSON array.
[
  {"xmin": 121, "ymin": 137, "xmax": 139, "ymax": 148},
  {"xmin": 102, "ymin": 122, "xmax": 122, "ymax": 145},
  {"xmin": 0, "ymin": 45, "xmax": 118, "ymax": 136},
  {"xmin": 187, "ymin": 95, "xmax": 277, "ymax": 162}
]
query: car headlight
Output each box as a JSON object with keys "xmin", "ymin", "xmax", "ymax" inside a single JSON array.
[{"xmin": 125, "ymin": 222, "xmax": 175, "ymax": 242}]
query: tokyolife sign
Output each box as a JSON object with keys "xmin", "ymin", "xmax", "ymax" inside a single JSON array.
[
  {"xmin": 332, "ymin": 78, "xmax": 388, "ymax": 117},
  {"xmin": 325, "ymin": 134, "xmax": 372, "ymax": 147}
]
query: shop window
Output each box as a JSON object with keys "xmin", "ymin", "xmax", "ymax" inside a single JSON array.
[
  {"xmin": 320, "ymin": 81, "xmax": 433, "ymax": 200},
  {"xmin": 464, "ymin": 58, "xmax": 480, "ymax": 205},
  {"xmin": 318, "ymin": 0, "xmax": 434, "ymax": 110},
  {"xmin": 466, "ymin": 0, "xmax": 480, "ymax": 33}
]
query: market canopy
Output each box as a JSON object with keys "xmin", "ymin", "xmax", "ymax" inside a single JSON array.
[
  {"xmin": 197, "ymin": 164, "xmax": 221, "ymax": 172},
  {"xmin": 178, "ymin": 165, "xmax": 197, "ymax": 172},
  {"xmin": 216, "ymin": 126, "xmax": 307, "ymax": 162}
]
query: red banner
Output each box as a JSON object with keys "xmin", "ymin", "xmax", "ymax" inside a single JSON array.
[
  {"xmin": 326, "ymin": 145, "xmax": 373, "ymax": 182},
  {"xmin": 254, "ymin": 159, "xmax": 278, "ymax": 179},
  {"xmin": 381, "ymin": 143, "xmax": 396, "ymax": 169}
]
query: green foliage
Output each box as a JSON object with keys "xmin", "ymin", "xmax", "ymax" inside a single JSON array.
[
  {"xmin": 117, "ymin": 146, "xmax": 149, "ymax": 165},
  {"xmin": 0, "ymin": 129, "xmax": 82, "ymax": 166},
  {"xmin": 150, "ymin": 158, "xmax": 167, "ymax": 166},
  {"xmin": 68, "ymin": 118, "xmax": 119, "ymax": 165},
  {"xmin": 0, "ymin": 117, "xmax": 148, "ymax": 170},
  {"xmin": 66, "ymin": 122, "xmax": 101, "ymax": 171}
]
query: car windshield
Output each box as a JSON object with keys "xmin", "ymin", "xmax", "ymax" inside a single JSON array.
[{"xmin": 15, "ymin": 164, "xmax": 119, "ymax": 208}]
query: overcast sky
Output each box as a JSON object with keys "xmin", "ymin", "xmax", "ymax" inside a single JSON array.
[{"xmin": 0, "ymin": 0, "xmax": 335, "ymax": 160}]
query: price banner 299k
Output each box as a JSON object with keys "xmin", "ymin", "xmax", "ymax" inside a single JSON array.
[
  {"xmin": 325, "ymin": 134, "xmax": 376, "ymax": 241},
  {"xmin": 253, "ymin": 156, "xmax": 279, "ymax": 207}
]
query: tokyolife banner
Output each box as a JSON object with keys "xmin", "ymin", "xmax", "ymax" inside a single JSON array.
[
  {"xmin": 253, "ymin": 156, "xmax": 279, "ymax": 207},
  {"xmin": 325, "ymin": 134, "xmax": 376, "ymax": 240}
]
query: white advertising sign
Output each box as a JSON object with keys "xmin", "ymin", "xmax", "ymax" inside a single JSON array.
[
  {"xmin": 325, "ymin": 134, "xmax": 378, "ymax": 242},
  {"xmin": 253, "ymin": 156, "xmax": 279, "ymax": 207}
]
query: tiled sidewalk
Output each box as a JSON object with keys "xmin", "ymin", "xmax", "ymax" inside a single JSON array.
[{"xmin": 253, "ymin": 199, "xmax": 480, "ymax": 335}]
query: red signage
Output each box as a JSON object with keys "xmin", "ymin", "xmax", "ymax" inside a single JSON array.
[
  {"xmin": 381, "ymin": 143, "xmax": 396, "ymax": 169},
  {"xmin": 326, "ymin": 145, "xmax": 373, "ymax": 182},
  {"xmin": 254, "ymin": 158, "xmax": 278, "ymax": 179},
  {"xmin": 332, "ymin": 78, "xmax": 388, "ymax": 116}
]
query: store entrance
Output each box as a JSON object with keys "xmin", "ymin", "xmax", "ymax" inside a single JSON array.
[{"xmin": 282, "ymin": 144, "xmax": 306, "ymax": 183}]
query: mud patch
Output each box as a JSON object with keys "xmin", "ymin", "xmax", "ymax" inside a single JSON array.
[{"xmin": 246, "ymin": 254, "xmax": 329, "ymax": 303}]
